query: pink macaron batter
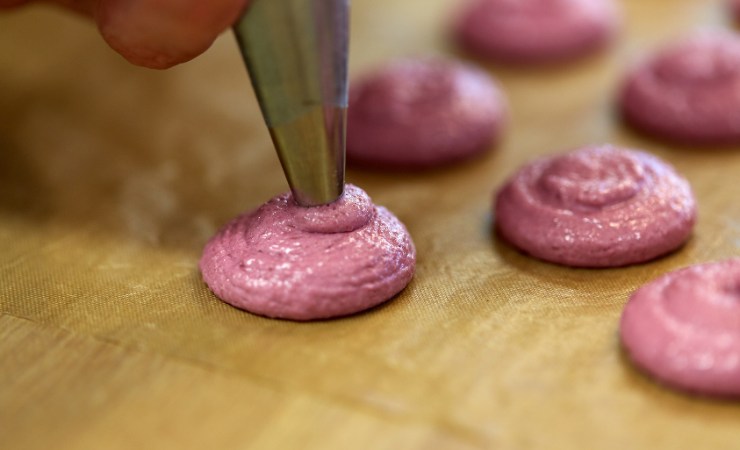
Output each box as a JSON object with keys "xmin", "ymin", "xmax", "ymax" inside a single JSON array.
[
  {"xmin": 494, "ymin": 145, "xmax": 696, "ymax": 267},
  {"xmin": 453, "ymin": 0, "xmax": 619, "ymax": 64},
  {"xmin": 620, "ymin": 259, "xmax": 740, "ymax": 397},
  {"xmin": 199, "ymin": 184, "xmax": 416, "ymax": 321},
  {"xmin": 347, "ymin": 59, "xmax": 506, "ymax": 169},
  {"xmin": 620, "ymin": 31, "xmax": 740, "ymax": 145}
]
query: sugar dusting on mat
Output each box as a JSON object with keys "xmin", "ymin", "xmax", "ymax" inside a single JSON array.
[
  {"xmin": 200, "ymin": 184, "xmax": 416, "ymax": 321},
  {"xmin": 621, "ymin": 259, "xmax": 740, "ymax": 397}
]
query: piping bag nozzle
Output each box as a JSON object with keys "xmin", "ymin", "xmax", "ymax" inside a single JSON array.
[{"xmin": 234, "ymin": 0, "xmax": 349, "ymax": 207}]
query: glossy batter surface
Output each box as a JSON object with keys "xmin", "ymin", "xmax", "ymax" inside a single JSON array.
[
  {"xmin": 620, "ymin": 259, "xmax": 740, "ymax": 397},
  {"xmin": 200, "ymin": 185, "xmax": 416, "ymax": 321},
  {"xmin": 347, "ymin": 59, "xmax": 506, "ymax": 169},
  {"xmin": 621, "ymin": 31, "xmax": 740, "ymax": 145},
  {"xmin": 454, "ymin": 0, "xmax": 619, "ymax": 63},
  {"xmin": 494, "ymin": 145, "xmax": 696, "ymax": 267}
]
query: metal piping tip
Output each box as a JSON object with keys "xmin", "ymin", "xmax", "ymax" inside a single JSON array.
[{"xmin": 234, "ymin": 0, "xmax": 349, "ymax": 207}]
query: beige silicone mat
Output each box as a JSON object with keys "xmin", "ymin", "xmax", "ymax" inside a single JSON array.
[{"xmin": 2, "ymin": 1, "xmax": 740, "ymax": 449}]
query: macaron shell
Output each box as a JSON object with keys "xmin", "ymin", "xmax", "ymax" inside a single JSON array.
[
  {"xmin": 347, "ymin": 59, "xmax": 506, "ymax": 169},
  {"xmin": 199, "ymin": 185, "xmax": 416, "ymax": 321},
  {"xmin": 620, "ymin": 259, "xmax": 740, "ymax": 397},
  {"xmin": 620, "ymin": 31, "xmax": 740, "ymax": 145},
  {"xmin": 454, "ymin": 0, "xmax": 619, "ymax": 64},
  {"xmin": 494, "ymin": 145, "xmax": 696, "ymax": 267}
]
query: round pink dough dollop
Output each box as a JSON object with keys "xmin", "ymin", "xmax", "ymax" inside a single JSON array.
[
  {"xmin": 620, "ymin": 259, "xmax": 740, "ymax": 397},
  {"xmin": 453, "ymin": 0, "xmax": 619, "ymax": 64},
  {"xmin": 347, "ymin": 59, "xmax": 506, "ymax": 169},
  {"xmin": 620, "ymin": 31, "xmax": 740, "ymax": 145},
  {"xmin": 494, "ymin": 145, "xmax": 696, "ymax": 268},
  {"xmin": 199, "ymin": 185, "xmax": 416, "ymax": 321}
]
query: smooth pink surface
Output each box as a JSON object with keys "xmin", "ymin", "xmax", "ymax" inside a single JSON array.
[
  {"xmin": 454, "ymin": 0, "xmax": 618, "ymax": 64},
  {"xmin": 347, "ymin": 59, "xmax": 506, "ymax": 169},
  {"xmin": 494, "ymin": 145, "xmax": 696, "ymax": 267},
  {"xmin": 621, "ymin": 259, "xmax": 740, "ymax": 397},
  {"xmin": 621, "ymin": 31, "xmax": 740, "ymax": 145},
  {"xmin": 199, "ymin": 185, "xmax": 416, "ymax": 321}
]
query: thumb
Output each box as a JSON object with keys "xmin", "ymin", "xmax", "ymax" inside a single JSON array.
[{"xmin": 96, "ymin": 0, "xmax": 250, "ymax": 69}]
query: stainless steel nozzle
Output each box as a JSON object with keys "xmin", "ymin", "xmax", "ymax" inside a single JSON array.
[{"xmin": 234, "ymin": 0, "xmax": 349, "ymax": 207}]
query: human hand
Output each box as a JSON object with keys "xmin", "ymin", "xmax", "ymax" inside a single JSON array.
[{"xmin": 0, "ymin": 0, "xmax": 250, "ymax": 69}]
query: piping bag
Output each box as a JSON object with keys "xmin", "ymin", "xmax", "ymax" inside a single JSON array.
[{"xmin": 233, "ymin": 0, "xmax": 349, "ymax": 207}]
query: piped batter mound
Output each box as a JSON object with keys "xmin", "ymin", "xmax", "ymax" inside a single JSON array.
[
  {"xmin": 620, "ymin": 259, "xmax": 740, "ymax": 397},
  {"xmin": 494, "ymin": 145, "xmax": 696, "ymax": 268},
  {"xmin": 453, "ymin": 0, "xmax": 619, "ymax": 64},
  {"xmin": 199, "ymin": 185, "xmax": 416, "ymax": 321},
  {"xmin": 347, "ymin": 59, "xmax": 506, "ymax": 169},
  {"xmin": 620, "ymin": 31, "xmax": 740, "ymax": 145}
]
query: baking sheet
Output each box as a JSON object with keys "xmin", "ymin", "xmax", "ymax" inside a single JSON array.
[{"xmin": 2, "ymin": 1, "xmax": 740, "ymax": 449}]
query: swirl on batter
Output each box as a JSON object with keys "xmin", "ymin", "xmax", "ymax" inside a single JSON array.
[
  {"xmin": 453, "ymin": 0, "xmax": 619, "ymax": 64},
  {"xmin": 620, "ymin": 31, "xmax": 740, "ymax": 145},
  {"xmin": 494, "ymin": 145, "xmax": 696, "ymax": 267},
  {"xmin": 347, "ymin": 59, "xmax": 506, "ymax": 169},
  {"xmin": 620, "ymin": 259, "xmax": 740, "ymax": 397},
  {"xmin": 200, "ymin": 185, "xmax": 416, "ymax": 321}
]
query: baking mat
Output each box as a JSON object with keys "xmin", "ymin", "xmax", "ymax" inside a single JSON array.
[{"xmin": 1, "ymin": 1, "xmax": 740, "ymax": 448}]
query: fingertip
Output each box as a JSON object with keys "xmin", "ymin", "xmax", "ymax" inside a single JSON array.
[
  {"xmin": 97, "ymin": 0, "xmax": 249, "ymax": 69},
  {"xmin": 99, "ymin": 23, "xmax": 203, "ymax": 70}
]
